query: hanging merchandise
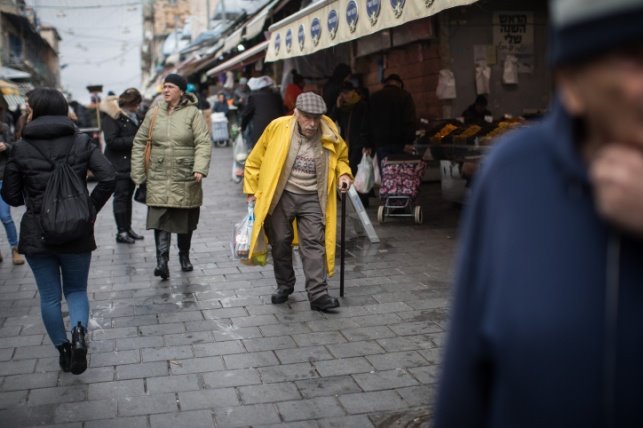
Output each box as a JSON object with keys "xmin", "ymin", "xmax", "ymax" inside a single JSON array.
[
  {"xmin": 436, "ymin": 69, "xmax": 457, "ymax": 100},
  {"xmin": 503, "ymin": 55, "xmax": 519, "ymax": 85},
  {"xmin": 224, "ymin": 71, "xmax": 235, "ymax": 89},
  {"xmin": 475, "ymin": 61, "xmax": 491, "ymax": 95}
]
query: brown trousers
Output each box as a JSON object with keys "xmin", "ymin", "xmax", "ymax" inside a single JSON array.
[{"xmin": 266, "ymin": 191, "xmax": 328, "ymax": 301}]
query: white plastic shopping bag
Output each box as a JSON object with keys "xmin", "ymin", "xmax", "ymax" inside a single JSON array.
[
  {"xmin": 354, "ymin": 154, "xmax": 374, "ymax": 194},
  {"xmin": 232, "ymin": 201, "xmax": 267, "ymax": 265},
  {"xmin": 232, "ymin": 202, "xmax": 253, "ymax": 260}
]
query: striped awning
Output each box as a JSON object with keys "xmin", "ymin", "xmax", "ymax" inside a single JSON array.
[{"xmin": 265, "ymin": 0, "xmax": 479, "ymax": 62}]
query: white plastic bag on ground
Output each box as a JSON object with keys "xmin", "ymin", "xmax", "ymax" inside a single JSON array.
[{"xmin": 354, "ymin": 154, "xmax": 374, "ymax": 194}]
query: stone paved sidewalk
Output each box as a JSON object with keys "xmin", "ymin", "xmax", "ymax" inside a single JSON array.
[{"xmin": 0, "ymin": 145, "xmax": 460, "ymax": 427}]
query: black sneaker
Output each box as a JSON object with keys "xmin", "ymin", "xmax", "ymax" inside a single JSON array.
[
  {"xmin": 70, "ymin": 322, "xmax": 88, "ymax": 375},
  {"xmin": 271, "ymin": 288, "xmax": 294, "ymax": 304},
  {"xmin": 310, "ymin": 294, "xmax": 340, "ymax": 312}
]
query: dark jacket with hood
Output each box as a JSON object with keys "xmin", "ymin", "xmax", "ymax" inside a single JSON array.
[
  {"xmin": 240, "ymin": 87, "xmax": 283, "ymax": 148},
  {"xmin": 434, "ymin": 101, "xmax": 643, "ymax": 427},
  {"xmin": 1, "ymin": 116, "xmax": 116, "ymax": 255},
  {"xmin": 368, "ymin": 83, "xmax": 416, "ymax": 150},
  {"xmin": 335, "ymin": 97, "xmax": 370, "ymax": 174},
  {"xmin": 100, "ymin": 95, "xmax": 141, "ymax": 175}
]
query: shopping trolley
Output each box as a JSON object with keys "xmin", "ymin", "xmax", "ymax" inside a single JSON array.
[{"xmin": 377, "ymin": 156, "xmax": 426, "ymax": 224}]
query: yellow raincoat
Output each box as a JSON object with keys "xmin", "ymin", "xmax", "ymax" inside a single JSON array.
[{"xmin": 243, "ymin": 115, "xmax": 353, "ymax": 276}]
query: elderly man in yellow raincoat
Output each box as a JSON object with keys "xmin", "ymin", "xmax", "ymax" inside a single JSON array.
[{"xmin": 244, "ymin": 92, "xmax": 353, "ymax": 312}]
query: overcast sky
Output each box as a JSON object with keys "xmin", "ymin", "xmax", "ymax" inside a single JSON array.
[{"xmin": 27, "ymin": 0, "xmax": 143, "ymax": 104}]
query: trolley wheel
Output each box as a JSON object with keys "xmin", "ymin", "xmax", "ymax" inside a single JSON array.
[
  {"xmin": 414, "ymin": 206, "xmax": 423, "ymax": 225},
  {"xmin": 215, "ymin": 140, "xmax": 228, "ymax": 148},
  {"xmin": 377, "ymin": 206, "xmax": 385, "ymax": 224}
]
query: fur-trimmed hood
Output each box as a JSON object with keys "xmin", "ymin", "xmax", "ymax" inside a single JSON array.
[{"xmin": 99, "ymin": 95, "xmax": 124, "ymax": 120}]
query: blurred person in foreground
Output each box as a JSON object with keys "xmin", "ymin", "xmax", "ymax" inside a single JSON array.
[
  {"xmin": 1, "ymin": 88, "xmax": 115, "ymax": 375},
  {"xmin": 434, "ymin": 1, "xmax": 643, "ymax": 427},
  {"xmin": 131, "ymin": 74, "xmax": 211, "ymax": 279},
  {"xmin": 243, "ymin": 92, "xmax": 352, "ymax": 312},
  {"xmin": 100, "ymin": 88, "xmax": 145, "ymax": 244}
]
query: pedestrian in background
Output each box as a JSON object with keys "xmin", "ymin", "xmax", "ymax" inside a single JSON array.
[
  {"xmin": 369, "ymin": 74, "xmax": 417, "ymax": 162},
  {"xmin": 244, "ymin": 92, "xmax": 353, "ymax": 312},
  {"xmin": 131, "ymin": 74, "xmax": 211, "ymax": 279},
  {"xmin": 434, "ymin": 0, "xmax": 643, "ymax": 426},
  {"xmin": 0, "ymin": 105, "xmax": 24, "ymax": 265},
  {"xmin": 1, "ymin": 88, "xmax": 115, "ymax": 375},
  {"xmin": 335, "ymin": 81, "xmax": 372, "ymax": 207},
  {"xmin": 100, "ymin": 88, "xmax": 144, "ymax": 244},
  {"xmin": 283, "ymin": 70, "xmax": 305, "ymax": 115},
  {"xmin": 323, "ymin": 63, "xmax": 352, "ymax": 120},
  {"xmin": 241, "ymin": 76, "xmax": 283, "ymax": 150}
]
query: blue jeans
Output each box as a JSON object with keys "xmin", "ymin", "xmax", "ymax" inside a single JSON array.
[
  {"xmin": 26, "ymin": 253, "xmax": 92, "ymax": 346},
  {"xmin": 0, "ymin": 180, "xmax": 18, "ymax": 248}
]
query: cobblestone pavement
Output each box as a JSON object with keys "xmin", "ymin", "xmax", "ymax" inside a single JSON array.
[{"xmin": 0, "ymin": 146, "xmax": 460, "ymax": 427}]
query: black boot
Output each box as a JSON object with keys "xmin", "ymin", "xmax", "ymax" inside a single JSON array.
[
  {"xmin": 70, "ymin": 322, "xmax": 87, "ymax": 375},
  {"xmin": 154, "ymin": 230, "xmax": 170, "ymax": 279},
  {"xmin": 57, "ymin": 342, "xmax": 71, "ymax": 372},
  {"xmin": 178, "ymin": 232, "xmax": 193, "ymax": 272},
  {"xmin": 115, "ymin": 212, "xmax": 135, "ymax": 243}
]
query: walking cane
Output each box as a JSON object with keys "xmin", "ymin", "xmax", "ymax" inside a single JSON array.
[{"xmin": 340, "ymin": 184, "xmax": 347, "ymax": 297}]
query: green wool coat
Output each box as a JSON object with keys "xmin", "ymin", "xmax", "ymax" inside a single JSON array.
[{"xmin": 131, "ymin": 93, "xmax": 211, "ymax": 208}]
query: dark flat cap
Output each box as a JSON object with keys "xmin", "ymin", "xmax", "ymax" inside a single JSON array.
[{"xmin": 295, "ymin": 92, "xmax": 327, "ymax": 115}]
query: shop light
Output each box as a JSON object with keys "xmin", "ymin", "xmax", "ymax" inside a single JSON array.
[{"xmin": 237, "ymin": 44, "xmax": 245, "ymax": 52}]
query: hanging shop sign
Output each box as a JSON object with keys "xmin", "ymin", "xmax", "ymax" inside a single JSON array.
[
  {"xmin": 493, "ymin": 11, "xmax": 535, "ymax": 73},
  {"xmin": 266, "ymin": 0, "xmax": 479, "ymax": 62}
]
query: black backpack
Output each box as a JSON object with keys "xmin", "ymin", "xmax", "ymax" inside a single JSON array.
[{"xmin": 26, "ymin": 136, "xmax": 96, "ymax": 245}]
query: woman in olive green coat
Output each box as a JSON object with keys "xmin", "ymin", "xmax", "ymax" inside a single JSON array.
[{"xmin": 131, "ymin": 74, "xmax": 211, "ymax": 279}]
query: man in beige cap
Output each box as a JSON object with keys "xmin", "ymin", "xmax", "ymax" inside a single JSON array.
[{"xmin": 244, "ymin": 92, "xmax": 353, "ymax": 312}]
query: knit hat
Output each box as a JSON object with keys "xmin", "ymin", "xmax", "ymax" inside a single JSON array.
[
  {"xmin": 118, "ymin": 88, "xmax": 142, "ymax": 107},
  {"xmin": 164, "ymin": 73, "xmax": 187, "ymax": 92},
  {"xmin": 295, "ymin": 92, "xmax": 327, "ymax": 115},
  {"xmin": 550, "ymin": 0, "xmax": 643, "ymax": 67}
]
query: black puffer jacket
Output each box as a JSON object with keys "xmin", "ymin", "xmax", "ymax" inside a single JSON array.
[
  {"xmin": 1, "ymin": 115, "xmax": 116, "ymax": 255},
  {"xmin": 240, "ymin": 88, "xmax": 284, "ymax": 148},
  {"xmin": 101, "ymin": 97, "xmax": 140, "ymax": 175}
]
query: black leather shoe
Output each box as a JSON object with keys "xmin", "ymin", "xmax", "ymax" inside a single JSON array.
[
  {"xmin": 57, "ymin": 342, "xmax": 71, "ymax": 372},
  {"xmin": 116, "ymin": 232, "xmax": 135, "ymax": 244},
  {"xmin": 128, "ymin": 229, "xmax": 144, "ymax": 240},
  {"xmin": 310, "ymin": 295, "xmax": 340, "ymax": 312},
  {"xmin": 179, "ymin": 253, "xmax": 193, "ymax": 272},
  {"xmin": 70, "ymin": 322, "xmax": 87, "ymax": 375},
  {"xmin": 271, "ymin": 288, "xmax": 294, "ymax": 304}
]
